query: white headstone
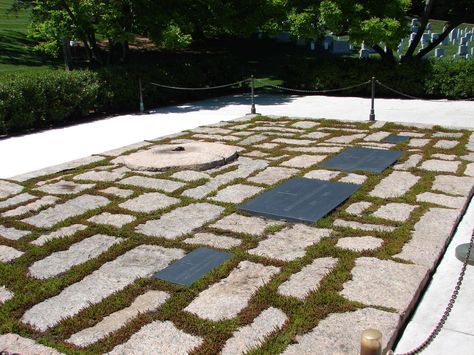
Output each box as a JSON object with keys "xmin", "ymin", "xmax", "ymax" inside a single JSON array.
[
  {"xmin": 426, "ymin": 22, "xmax": 432, "ymax": 30},
  {"xmin": 359, "ymin": 49, "xmax": 369, "ymax": 59},
  {"xmin": 435, "ymin": 48, "xmax": 444, "ymax": 58},
  {"xmin": 466, "ymin": 54, "xmax": 471, "ymax": 60},
  {"xmin": 410, "ymin": 33, "xmax": 416, "ymax": 41},
  {"xmin": 449, "ymin": 29, "xmax": 457, "ymax": 41},
  {"xmin": 471, "ymin": 47, "xmax": 474, "ymax": 56},
  {"xmin": 411, "ymin": 19, "xmax": 417, "ymax": 26},
  {"xmin": 458, "ymin": 45, "xmax": 468, "ymax": 56},
  {"xmin": 460, "ymin": 37, "xmax": 468, "ymax": 45},
  {"xmin": 421, "ymin": 33, "xmax": 430, "ymax": 43},
  {"xmin": 442, "ymin": 37, "xmax": 449, "ymax": 46},
  {"xmin": 411, "ymin": 25, "xmax": 418, "ymax": 33},
  {"xmin": 431, "ymin": 33, "xmax": 439, "ymax": 41},
  {"xmin": 310, "ymin": 41, "xmax": 315, "ymax": 50}
]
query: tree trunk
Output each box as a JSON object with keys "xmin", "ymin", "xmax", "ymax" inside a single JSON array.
[
  {"xmin": 372, "ymin": 44, "xmax": 396, "ymax": 63},
  {"xmin": 403, "ymin": 0, "xmax": 435, "ymax": 61}
]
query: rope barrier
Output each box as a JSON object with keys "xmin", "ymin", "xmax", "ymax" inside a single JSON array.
[
  {"xmin": 148, "ymin": 79, "xmax": 249, "ymax": 91},
  {"xmin": 255, "ymin": 79, "xmax": 371, "ymax": 94}
]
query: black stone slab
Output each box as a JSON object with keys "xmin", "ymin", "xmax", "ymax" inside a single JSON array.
[
  {"xmin": 321, "ymin": 147, "xmax": 403, "ymax": 173},
  {"xmin": 154, "ymin": 247, "xmax": 233, "ymax": 287},
  {"xmin": 383, "ymin": 135, "xmax": 411, "ymax": 144},
  {"xmin": 239, "ymin": 177, "xmax": 360, "ymax": 224}
]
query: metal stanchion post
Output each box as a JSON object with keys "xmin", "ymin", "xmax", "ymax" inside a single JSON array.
[
  {"xmin": 250, "ymin": 75, "xmax": 257, "ymax": 114},
  {"xmin": 139, "ymin": 78, "xmax": 145, "ymax": 113},
  {"xmin": 360, "ymin": 329, "xmax": 382, "ymax": 355},
  {"xmin": 369, "ymin": 77, "xmax": 376, "ymax": 121}
]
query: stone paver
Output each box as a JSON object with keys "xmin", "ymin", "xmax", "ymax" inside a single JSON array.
[
  {"xmin": 433, "ymin": 132, "xmax": 463, "ymax": 138},
  {"xmin": 292, "ymin": 121, "xmax": 319, "ymax": 129},
  {"xmin": 282, "ymin": 308, "xmax": 399, "ymax": 355},
  {"xmin": 461, "ymin": 152, "xmax": 474, "ymax": 161},
  {"xmin": 185, "ymin": 261, "xmax": 279, "ymax": 321},
  {"xmin": 0, "ymin": 225, "xmax": 30, "ymax": 240},
  {"xmin": 74, "ymin": 170, "xmax": 124, "ymax": 182},
  {"xmin": 416, "ymin": 192, "xmax": 466, "ymax": 209},
  {"xmin": 2, "ymin": 195, "xmax": 59, "ymax": 217},
  {"xmin": 68, "ymin": 290, "xmax": 169, "ymax": 347},
  {"xmin": 243, "ymin": 150, "xmax": 269, "ymax": 158},
  {"xmin": 184, "ymin": 232, "xmax": 241, "ymax": 249},
  {"xmin": 118, "ymin": 176, "xmax": 184, "ymax": 193},
  {"xmin": 363, "ymin": 131, "xmax": 391, "ymax": 142},
  {"xmin": 373, "ymin": 203, "xmax": 417, "ymax": 222},
  {"xmin": 0, "ymin": 180, "xmax": 23, "ymax": 199},
  {"xmin": 432, "ymin": 153, "xmax": 457, "ymax": 160},
  {"xmin": 393, "ymin": 154, "xmax": 423, "ymax": 170},
  {"xmin": 136, "ymin": 203, "xmax": 224, "ymax": 239},
  {"xmin": 0, "ymin": 245, "xmax": 24, "ymax": 262},
  {"xmin": 119, "ymin": 192, "xmax": 179, "ymax": 213},
  {"xmin": 346, "ymin": 201, "xmax": 372, "ymax": 216},
  {"xmin": 191, "ymin": 127, "xmax": 232, "ymax": 134},
  {"xmin": 249, "ymin": 167, "xmax": 298, "ymax": 185},
  {"xmin": 334, "ymin": 219, "xmax": 395, "ymax": 232},
  {"xmin": 254, "ymin": 142, "xmax": 279, "ymax": 149},
  {"xmin": 434, "ymin": 140, "xmax": 459, "ymax": 149},
  {"xmin": 432, "ymin": 175, "xmax": 474, "ymax": 196},
  {"xmin": 36, "ymin": 180, "xmax": 95, "ymax": 195},
  {"xmin": 281, "ymin": 154, "xmax": 326, "ymax": 168},
  {"xmin": 32, "ymin": 224, "xmax": 87, "ymax": 246},
  {"xmin": 248, "ymin": 225, "xmax": 331, "ymax": 261},
  {"xmin": 399, "ymin": 131, "xmax": 425, "ymax": 137},
  {"xmin": 408, "ymin": 138, "xmax": 431, "ymax": 148},
  {"xmin": 29, "ymin": 234, "xmax": 123, "ymax": 279},
  {"xmin": 0, "ymin": 193, "xmax": 35, "ymax": 209},
  {"xmin": 210, "ymin": 213, "xmax": 284, "ymax": 236},
  {"xmin": 22, "ymin": 195, "xmax": 109, "ymax": 228},
  {"xmin": 336, "ymin": 236, "xmax": 383, "ymax": 251},
  {"xmin": 339, "ymin": 173, "xmax": 367, "ymax": 184},
  {"xmin": 211, "ymin": 184, "xmax": 263, "ymax": 203},
  {"xmin": 278, "ymin": 257, "xmax": 337, "ymax": 299},
  {"xmin": 238, "ymin": 134, "xmax": 268, "ymax": 146},
  {"xmin": 341, "ymin": 257, "xmax": 428, "ymax": 311},
  {"xmin": 465, "ymin": 163, "xmax": 474, "ymax": 177},
  {"xmin": 221, "ymin": 307, "xmax": 288, "ymax": 355},
  {"xmin": 325, "ymin": 133, "xmax": 366, "ymax": 144},
  {"xmin": 396, "ymin": 208, "xmax": 460, "ymax": 268},
  {"xmin": 171, "ymin": 170, "xmax": 209, "ymax": 182},
  {"xmin": 100, "ymin": 187, "xmax": 134, "ymax": 198},
  {"xmin": 107, "ymin": 320, "xmax": 202, "ymax": 355},
  {"xmin": 304, "ymin": 169, "xmax": 340, "ymax": 181},
  {"xmin": 193, "ymin": 133, "xmax": 240, "ymax": 141},
  {"xmin": 420, "ymin": 159, "xmax": 460, "ymax": 173},
  {"xmin": 88, "ymin": 212, "xmax": 136, "ymax": 228},
  {"xmin": 272, "ymin": 138, "xmax": 313, "ymax": 146},
  {"xmin": 286, "ymin": 146, "xmax": 344, "ymax": 154},
  {"xmin": 0, "ymin": 285, "xmax": 13, "ymax": 303},
  {"xmin": 22, "ymin": 245, "xmax": 184, "ymax": 331},
  {"xmin": 301, "ymin": 131, "xmax": 330, "ymax": 140},
  {"xmin": 0, "ymin": 333, "xmax": 63, "ymax": 355},
  {"xmin": 370, "ymin": 171, "xmax": 420, "ymax": 198}
]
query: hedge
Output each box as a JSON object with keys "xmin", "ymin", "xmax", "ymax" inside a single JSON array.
[{"xmin": 0, "ymin": 55, "xmax": 473, "ymax": 135}]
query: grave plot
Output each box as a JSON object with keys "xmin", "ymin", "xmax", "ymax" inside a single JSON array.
[{"xmin": 0, "ymin": 116, "xmax": 473, "ymax": 354}]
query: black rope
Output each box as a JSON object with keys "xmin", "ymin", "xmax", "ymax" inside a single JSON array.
[
  {"xmin": 148, "ymin": 79, "xmax": 249, "ymax": 91},
  {"xmin": 255, "ymin": 79, "xmax": 371, "ymax": 94}
]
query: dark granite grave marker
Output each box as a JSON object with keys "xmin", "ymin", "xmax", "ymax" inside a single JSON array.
[
  {"xmin": 321, "ymin": 147, "xmax": 403, "ymax": 173},
  {"xmin": 154, "ymin": 247, "xmax": 233, "ymax": 286},
  {"xmin": 383, "ymin": 135, "xmax": 411, "ymax": 144},
  {"xmin": 239, "ymin": 177, "xmax": 360, "ymax": 224}
]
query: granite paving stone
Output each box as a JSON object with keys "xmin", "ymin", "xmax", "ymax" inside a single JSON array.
[
  {"xmin": 322, "ymin": 127, "xmax": 368, "ymax": 133},
  {"xmin": 408, "ymin": 138, "xmax": 431, "ymax": 147},
  {"xmin": 88, "ymin": 213, "xmax": 136, "ymax": 228},
  {"xmin": 278, "ymin": 257, "xmax": 337, "ymax": 299},
  {"xmin": 243, "ymin": 150, "xmax": 269, "ymax": 158},
  {"xmin": 416, "ymin": 192, "xmax": 466, "ymax": 209},
  {"xmin": 249, "ymin": 167, "xmax": 298, "ymax": 185},
  {"xmin": 231, "ymin": 131, "xmax": 254, "ymax": 137},
  {"xmin": 341, "ymin": 257, "xmax": 428, "ymax": 311},
  {"xmin": 399, "ymin": 131, "xmax": 425, "ymax": 138},
  {"xmin": 301, "ymin": 132, "xmax": 330, "ymax": 140},
  {"xmin": 282, "ymin": 308, "xmax": 399, "ymax": 355},
  {"xmin": 97, "ymin": 142, "xmax": 152, "ymax": 157},
  {"xmin": 325, "ymin": 133, "xmax": 366, "ymax": 144},
  {"xmin": 461, "ymin": 152, "xmax": 474, "ymax": 161},
  {"xmin": 0, "ymin": 245, "xmax": 24, "ymax": 262},
  {"xmin": 393, "ymin": 154, "xmax": 423, "ymax": 170},
  {"xmin": 107, "ymin": 320, "xmax": 202, "ymax": 355},
  {"xmin": 420, "ymin": 159, "xmax": 460, "ymax": 173},
  {"xmin": 336, "ymin": 237, "xmax": 383, "ymax": 251},
  {"xmin": 433, "ymin": 132, "xmax": 463, "ymax": 138},
  {"xmin": 304, "ymin": 169, "xmax": 340, "ymax": 181},
  {"xmin": 0, "ymin": 285, "xmax": 13, "ymax": 303},
  {"xmin": 371, "ymin": 121, "xmax": 387, "ymax": 128},
  {"xmin": 333, "ymin": 219, "xmax": 396, "ymax": 232},
  {"xmin": 118, "ymin": 176, "xmax": 184, "ymax": 192},
  {"xmin": 210, "ymin": 213, "xmax": 284, "ymax": 236},
  {"xmin": 136, "ymin": 203, "xmax": 224, "ymax": 239},
  {"xmin": 210, "ymin": 184, "xmax": 263, "ymax": 203},
  {"xmin": 254, "ymin": 142, "xmax": 279, "ymax": 149},
  {"xmin": 0, "ymin": 225, "xmax": 30, "ymax": 240},
  {"xmin": 363, "ymin": 131, "xmax": 391, "ymax": 142},
  {"xmin": 395, "ymin": 208, "xmax": 460, "ymax": 268},
  {"xmin": 0, "ymin": 193, "xmax": 36, "ymax": 209},
  {"xmin": 432, "ymin": 175, "xmax": 474, "ymax": 196},
  {"xmin": 171, "ymin": 170, "xmax": 210, "ymax": 182},
  {"xmin": 0, "ymin": 180, "xmax": 24, "ymax": 198},
  {"xmin": 370, "ymin": 171, "xmax": 420, "ymax": 198},
  {"xmin": 0, "ymin": 333, "xmax": 63, "ymax": 355},
  {"xmin": 68, "ymin": 290, "xmax": 169, "ymax": 347},
  {"xmin": 432, "ymin": 153, "xmax": 457, "ymax": 160},
  {"xmin": 31, "ymin": 224, "xmax": 87, "ymax": 246},
  {"xmin": 100, "ymin": 187, "xmax": 134, "ymax": 198},
  {"xmin": 73, "ymin": 170, "xmax": 125, "ymax": 182},
  {"xmin": 2, "ymin": 196, "xmax": 59, "ymax": 217},
  {"xmin": 292, "ymin": 121, "xmax": 319, "ymax": 129},
  {"xmin": 221, "ymin": 307, "xmax": 288, "ymax": 355},
  {"xmin": 434, "ymin": 140, "xmax": 459, "ymax": 149},
  {"xmin": 190, "ymin": 127, "xmax": 232, "ymax": 134},
  {"xmin": 286, "ymin": 146, "xmax": 344, "ymax": 154},
  {"xmin": 339, "ymin": 173, "xmax": 367, "ymax": 184},
  {"xmin": 465, "ymin": 163, "xmax": 474, "ymax": 177},
  {"xmin": 35, "ymin": 180, "xmax": 95, "ymax": 195},
  {"xmin": 184, "ymin": 233, "xmax": 241, "ymax": 249},
  {"xmin": 248, "ymin": 225, "xmax": 331, "ymax": 261},
  {"xmin": 238, "ymin": 134, "xmax": 268, "ymax": 146},
  {"xmin": 22, "ymin": 245, "xmax": 184, "ymax": 331},
  {"xmin": 29, "ymin": 234, "xmax": 123, "ymax": 279},
  {"xmin": 281, "ymin": 154, "xmax": 326, "ymax": 168},
  {"xmin": 373, "ymin": 203, "xmax": 417, "ymax": 222},
  {"xmin": 184, "ymin": 261, "xmax": 279, "ymax": 321},
  {"xmin": 346, "ymin": 201, "xmax": 372, "ymax": 216},
  {"xmin": 119, "ymin": 192, "xmax": 179, "ymax": 213},
  {"xmin": 22, "ymin": 195, "xmax": 109, "ymax": 228},
  {"xmin": 252, "ymin": 126, "xmax": 301, "ymax": 133},
  {"xmin": 272, "ymin": 138, "xmax": 313, "ymax": 146},
  {"xmin": 193, "ymin": 133, "xmax": 240, "ymax": 142}
]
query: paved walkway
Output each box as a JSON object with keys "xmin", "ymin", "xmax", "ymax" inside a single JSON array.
[{"xmin": 0, "ymin": 94, "xmax": 473, "ymax": 354}]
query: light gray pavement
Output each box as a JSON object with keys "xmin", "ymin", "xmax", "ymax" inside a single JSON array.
[{"xmin": 1, "ymin": 93, "xmax": 474, "ymax": 353}]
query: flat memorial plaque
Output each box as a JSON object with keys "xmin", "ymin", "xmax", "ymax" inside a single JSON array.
[
  {"xmin": 321, "ymin": 147, "xmax": 403, "ymax": 173},
  {"xmin": 154, "ymin": 247, "xmax": 233, "ymax": 286},
  {"xmin": 383, "ymin": 135, "xmax": 411, "ymax": 144},
  {"xmin": 239, "ymin": 178, "xmax": 360, "ymax": 224}
]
